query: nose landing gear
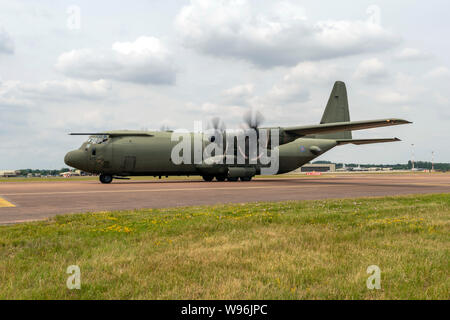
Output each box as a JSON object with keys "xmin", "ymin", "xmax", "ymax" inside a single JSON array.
[{"xmin": 99, "ymin": 174, "xmax": 113, "ymax": 184}]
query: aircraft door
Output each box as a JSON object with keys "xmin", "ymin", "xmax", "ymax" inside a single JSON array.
[
  {"xmin": 85, "ymin": 145, "xmax": 97, "ymax": 172},
  {"xmin": 123, "ymin": 156, "xmax": 136, "ymax": 172},
  {"xmin": 90, "ymin": 141, "xmax": 113, "ymax": 173}
]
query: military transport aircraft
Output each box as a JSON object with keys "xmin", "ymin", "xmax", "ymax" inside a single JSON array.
[{"xmin": 64, "ymin": 81, "xmax": 411, "ymax": 183}]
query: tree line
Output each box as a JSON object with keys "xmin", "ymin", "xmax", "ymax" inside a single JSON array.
[{"xmin": 17, "ymin": 168, "xmax": 72, "ymax": 176}]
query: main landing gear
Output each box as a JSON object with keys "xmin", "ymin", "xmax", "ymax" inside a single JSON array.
[
  {"xmin": 202, "ymin": 175, "xmax": 214, "ymax": 182},
  {"xmin": 99, "ymin": 174, "xmax": 113, "ymax": 184},
  {"xmin": 202, "ymin": 175, "xmax": 253, "ymax": 182}
]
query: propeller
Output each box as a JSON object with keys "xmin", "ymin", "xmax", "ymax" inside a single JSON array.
[
  {"xmin": 209, "ymin": 117, "xmax": 226, "ymax": 132},
  {"xmin": 240, "ymin": 109, "xmax": 268, "ymax": 162},
  {"xmin": 159, "ymin": 124, "xmax": 172, "ymax": 132},
  {"xmin": 206, "ymin": 117, "xmax": 227, "ymax": 146},
  {"xmin": 243, "ymin": 109, "xmax": 264, "ymax": 130}
]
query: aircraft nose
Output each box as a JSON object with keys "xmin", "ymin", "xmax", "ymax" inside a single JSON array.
[{"xmin": 64, "ymin": 150, "xmax": 85, "ymax": 169}]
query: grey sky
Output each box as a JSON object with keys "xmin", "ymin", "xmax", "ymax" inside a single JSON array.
[{"xmin": 0, "ymin": 0, "xmax": 449, "ymax": 169}]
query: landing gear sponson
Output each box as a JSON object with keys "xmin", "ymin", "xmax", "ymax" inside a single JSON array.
[
  {"xmin": 202, "ymin": 175, "xmax": 252, "ymax": 182},
  {"xmin": 201, "ymin": 167, "xmax": 255, "ymax": 182},
  {"xmin": 99, "ymin": 174, "xmax": 251, "ymax": 183}
]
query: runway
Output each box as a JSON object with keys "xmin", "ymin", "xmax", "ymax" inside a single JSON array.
[{"xmin": 0, "ymin": 173, "xmax": 449, "ymax": 224}]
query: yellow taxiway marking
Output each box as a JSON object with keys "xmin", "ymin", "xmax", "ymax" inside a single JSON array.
[{"xmin": 0, "ymin": 197, "xmax": 15, "ymax": 207}]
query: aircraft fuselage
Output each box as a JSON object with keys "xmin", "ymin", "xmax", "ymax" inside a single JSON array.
[{"xmin": 64, "ymin": 132, "xmax": 337, "ymax": 177}]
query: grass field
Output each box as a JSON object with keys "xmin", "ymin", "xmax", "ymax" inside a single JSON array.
[{"xmin": 0, "ymin": 194, "xmax": 448, "ymax": 299}]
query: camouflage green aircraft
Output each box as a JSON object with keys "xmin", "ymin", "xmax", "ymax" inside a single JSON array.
[{"xmin": 65, "ymin": 81, "xmax": 411, "ymax": 183}]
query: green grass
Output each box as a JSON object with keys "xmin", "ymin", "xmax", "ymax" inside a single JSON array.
[{"xmin": 0, "ymin": 194, "xmax": 448, "ymax": 299}]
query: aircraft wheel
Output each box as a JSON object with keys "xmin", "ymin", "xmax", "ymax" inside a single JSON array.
[
  {"xmin": 227, "ymin": 177, "xmax": 238, "ymax": 182},
  {"xmin": 240, "ymin": 176, "xmax": 252, "ymax": 182},
  {"xmin": 216, "ymin": 176, "xmax": 226, "ymax": 182},
  {"xmin": 99, "ymin": 174, "xmax": 113, "ymax": 184},
  {"xmin": 202, "ymin": 175, "xmax": 214, "ymax": 182}
]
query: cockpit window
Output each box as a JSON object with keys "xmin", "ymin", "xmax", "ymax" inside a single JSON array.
[{"xmin": 87, "ymin": 135, "xmax": 109, "ymax": 144}]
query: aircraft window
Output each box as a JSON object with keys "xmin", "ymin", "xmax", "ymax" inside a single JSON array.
[
  {"xmin": 92, "ymin": 148, "xmax": 96, "ymax": 156},
  {"xmin": 87, "ymin": 135, "xmax": 109, "ymax": 144}
]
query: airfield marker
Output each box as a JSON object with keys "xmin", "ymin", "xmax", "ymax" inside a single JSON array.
[{"xmin": 0, "ymin": 197, "xmax": 15, "ymax": 208}]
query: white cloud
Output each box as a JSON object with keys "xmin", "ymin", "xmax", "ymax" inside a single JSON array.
[
  {"xmin": 282, "ymin": 61, "xmax": 340, "ymax": 85},
  {"xmin": 266, "ymin": 61, "xmax": 340, "ymax": 103},
  {"xmin": 189, "ymin": 61, "xmax": 340, "ymax": 121},
  {"xmin": 394, "ymin": 48, "xmax": 431, "ymax": 61},
  {"xmin": 375, "ymin": 91, "xmax": 411, "ymax": 104},
  {"xmin": 186, "ymin": 102, "xmax": 220, "ymax": 114},
  {"xmin": 0, "ymin": 79, "xmax": 112, "ymax": 107},
  {"xmin": 1, "ymin": 1, "xmax": 450, "ymax": 168},
  {"xmin": 0, "ymin": 28, "xmax": 14, "ymax": 54},
  {"xmin": 433, "ymin": 92, "xmax": 449, "ymax": 105},
  {"xmin": 175, "ymin": 0, "xmax": 400, "ymax": 67},
  {"xmin": 353, "ymin": 58, "xmax": 389, "ymax": 83},
  {"xmin": 267, "ymin": 81, "xmax": 310, "ymax": 104},
  {"xmin": 186, "ymin": 101, "xmax": 246, "ymax": 118},
  {"xmin": 20, "ymin": 79, "xmax": 112, "ymax": 101},
  {"xmin": 222, "ymin": 84, "xmax": 254, "ymax": 105},
  {"xmin": 56, "ymin": 36, "xmax": 177, "ymax": 85},
  {"xmin": 425, "ymin": 66, "xmax": 450, "ymax": 78}
]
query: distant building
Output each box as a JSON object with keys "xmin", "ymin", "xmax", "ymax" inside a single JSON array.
[
  {"xmin": 60, "ymin": 171, "xmax": 81, "ymax": 177},
  {"xmin": 293, "ymin": 163, "xmax": 336, "ymax": 173},
  {"xmin": 0, "ymin": 170, "xmax": 20, "ymax": 177},
  {"xmin": 26, "ymin": 173, "xmax": 42, "ymax": 178},
  {"xmin": 351, "ymin": 165, "xmax": 368, "ymax": 172},
  {"xmin": 60, "ymin": 169, "xmax": 89, "ymax": 177},
  {"xmin": 366, "ymin": 167, "xmax": 393, "ymax": 171}
]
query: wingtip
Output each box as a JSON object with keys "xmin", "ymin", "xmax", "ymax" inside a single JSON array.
[{"xmin": 386, "ymin": 119, "xmax": 413, "ymax": 125}]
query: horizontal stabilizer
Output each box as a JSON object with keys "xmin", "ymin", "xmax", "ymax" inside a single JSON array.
[
  {"xmin": 336, "ymin": 138, "xmax": 401, "ymax": 145},
  {"xmin": 284, "ymin": 119, "xmax": 411, "ymax": 137}
]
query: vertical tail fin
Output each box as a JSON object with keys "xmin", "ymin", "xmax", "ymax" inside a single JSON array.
[{"xmin": 317, "ymin": 81, "xmax": 352, "ymax": 140}]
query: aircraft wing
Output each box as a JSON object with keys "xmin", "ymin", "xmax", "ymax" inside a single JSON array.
[
  {"xmin": 283, "ymin": 119, "xmax": 411, "ymax": 137},
  {"xmin": 335, "ymin": 138, "xmax": 401, "ymax": 145},
  {"xmin": 69, "ymin": 131, "xmax": 154, "ymax": 137}
]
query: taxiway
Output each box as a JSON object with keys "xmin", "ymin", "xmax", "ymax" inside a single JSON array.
[{"xmin": 0, "ymin": 173, "xmax": 449, "ymax": 224}]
